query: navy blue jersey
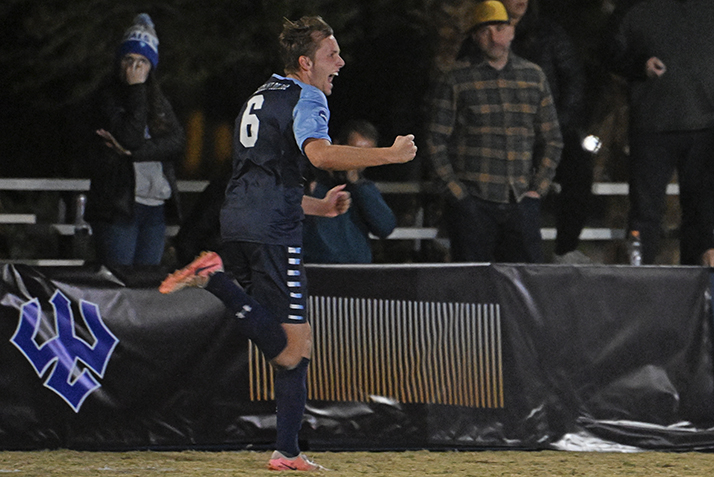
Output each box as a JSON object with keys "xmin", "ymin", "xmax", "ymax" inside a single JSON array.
[{"xmin": 221, "ymin": 75, "xmax": 331, "ymax": 245}]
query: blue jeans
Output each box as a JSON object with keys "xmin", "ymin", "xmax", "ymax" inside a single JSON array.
[{"xmin": 93, "ymin": 203, "xmax": 166, "ymax": 266}]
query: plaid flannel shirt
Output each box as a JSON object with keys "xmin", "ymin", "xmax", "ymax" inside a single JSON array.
[{"xmin": 428, "ymin": 54, "xmax": 563, "ymax": 204}]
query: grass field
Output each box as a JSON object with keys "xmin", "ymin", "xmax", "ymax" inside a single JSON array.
[{"xmin": 2, "ymin": 449, "xmax": 714, "ymax": 476}]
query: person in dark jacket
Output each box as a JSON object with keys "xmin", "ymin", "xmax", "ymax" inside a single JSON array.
[
  {"xmin": 170, "ymin": 162, "xmax": 230, "ymax": 268},
  {"xmin": 609, "ymin": 0, "xmax": 714, "ymax": 265},
  {"xmin": 501, "ymin": 0, "xmax": 593, "ymax": 264},
  {"xmin": 303, "ymin": 120, "xmax": 397, "ymax": 263},
  {"xmin": 86, "ymin": 13, "xmax": 184, "ymax": 267}
]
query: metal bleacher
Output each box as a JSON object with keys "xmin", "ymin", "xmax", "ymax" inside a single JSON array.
[{"xmin": 0, "ymin": 178, "xmax": 678, "ymax": 266}]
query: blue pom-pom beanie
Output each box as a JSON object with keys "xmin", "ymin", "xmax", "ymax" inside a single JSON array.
[{"xmin": 117, "ymin": 13, "xmax": 159, "ymax": 69}]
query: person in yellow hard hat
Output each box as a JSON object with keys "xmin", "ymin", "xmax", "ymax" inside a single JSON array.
[{"xmin": 427, "ymin": 0, "xmax": 563, "ymax": 263}]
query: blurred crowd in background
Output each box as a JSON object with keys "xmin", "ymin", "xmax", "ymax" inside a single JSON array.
[{"xmin": 0, "ymin": 0, "xmax": 691, "ymax": 264}]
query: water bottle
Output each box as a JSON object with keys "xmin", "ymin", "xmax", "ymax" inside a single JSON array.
[
  {"xmin": 628, "ymin": 230, "xmax": 642, "ymax": 266},
  {"xmin": 74, "ymin": 193, "xmax": 92, "ymax": 236}
]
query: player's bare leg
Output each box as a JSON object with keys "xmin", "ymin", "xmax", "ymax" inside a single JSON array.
[{"xmin": 271, "ymin": 322, "xmax": 313, "ymax": 369}]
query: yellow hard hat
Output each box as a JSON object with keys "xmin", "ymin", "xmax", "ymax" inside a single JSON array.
[{"xmin": 470, "ymin": 1, "xmax": 510, "ymax": 30}]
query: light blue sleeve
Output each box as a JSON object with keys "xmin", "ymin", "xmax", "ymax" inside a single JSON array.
[{"xmin": 292, "ymin": 83, "xmax": 331, "ymax": 152}]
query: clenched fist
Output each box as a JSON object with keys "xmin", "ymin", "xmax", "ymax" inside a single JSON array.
[{"xmin": 388, "ymin": 134, "xmax": 417, "ymax": 164}]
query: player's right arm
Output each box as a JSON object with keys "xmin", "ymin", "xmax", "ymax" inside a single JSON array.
[
  {"xmin": 292, "ymin": 80, "xmax": 416, "ymax": 170},
  {"xmin": 303, "ymin": 135, "xmax": 416, "ymax": 171}
]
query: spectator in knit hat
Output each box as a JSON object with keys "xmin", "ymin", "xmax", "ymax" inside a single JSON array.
[{"xmin": 85, "ymin": 13, "xmax": 185, "ymax": 267}]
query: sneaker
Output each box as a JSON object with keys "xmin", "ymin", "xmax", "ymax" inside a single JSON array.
[
  {"xmin": 267, "ymin": 451, "xmax": 329, "ymax": 471},
  {"xmin": 553, "ymin": 250, "xmax": 593, "ymax": 265},
  {"xmin": 159, "ymin": 251, "xmax": 223, "ymax": 294}
]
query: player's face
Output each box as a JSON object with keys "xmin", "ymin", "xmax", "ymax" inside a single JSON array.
[
  {"xmin": 501, "ymin": 0, "xmax": 529, "ymax": 21},
  {"xmin": 307, "ymin": 35, "xmax": 345, "ymax": 96},
  {"xmin": 474, "ymin": 23, "xmax": 514, "ymax": 67}
]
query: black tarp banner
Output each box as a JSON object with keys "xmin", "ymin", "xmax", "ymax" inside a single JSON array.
[{"xmin": 1, "ymin": 263, "xmax": 713, "ymax": 451}]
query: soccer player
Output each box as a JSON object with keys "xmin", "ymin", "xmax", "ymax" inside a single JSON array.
[{"xmin": 160, "ymin": 16, "xmax": 416, "ymax": 471}]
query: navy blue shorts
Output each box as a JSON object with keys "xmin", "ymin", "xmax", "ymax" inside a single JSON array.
[{"xmin": 221, "ymin": 241, "xmax": 307, "ymax": 324}]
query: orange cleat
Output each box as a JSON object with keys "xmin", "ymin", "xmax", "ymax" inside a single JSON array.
[
  {"xmin": 159, "ymin": 251, "xmax": 223, "ymax": 294},
  {"xmin": 267, "ymin": 451, "xmax": 329, "ymax": 471}
]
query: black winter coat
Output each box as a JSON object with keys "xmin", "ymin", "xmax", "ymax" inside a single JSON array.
[
  {"xmin": 511, "ymin": 16, "xmax": 586, "ymax": 133},
  {"xmin": 86, "ymin": 78, "xmax": 184, "ymax": 223}
]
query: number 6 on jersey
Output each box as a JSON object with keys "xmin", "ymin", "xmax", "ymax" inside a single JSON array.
[{"xmin": 239, "ymin": 95, "xmax": 264, "ymax": 148}]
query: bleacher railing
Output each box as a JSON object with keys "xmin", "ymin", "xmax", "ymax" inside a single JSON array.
[{"xmin": 0, "ymin": 178, "xmax": 670, "ymax": 265}]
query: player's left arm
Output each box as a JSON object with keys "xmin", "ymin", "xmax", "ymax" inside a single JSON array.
[{"xmin": 302, "ymin": 183, "xmax": 351, "ymax": 217}]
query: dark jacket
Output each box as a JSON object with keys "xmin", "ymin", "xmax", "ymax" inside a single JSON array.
[
  {"xmin": 609, "ymin": 0, "xmax": 714, "ymax": 133},
  {"xmin": 303, "ymin": 172, "xmax": 396, "ymax": 264},
  {"xmin": 511, "ymin": 15, "xmax": 586, "ymax": 133},
  {"xmin": 86, "ymin": 77, "xmax": 184, "ymax": 223}
]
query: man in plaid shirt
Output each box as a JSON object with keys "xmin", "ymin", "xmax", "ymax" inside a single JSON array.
[{"xmin": 428, "ymin": 0, "xmax": 562, "ymax": 263}]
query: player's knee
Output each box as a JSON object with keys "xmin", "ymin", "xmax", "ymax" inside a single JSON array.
[
  {"xmin": 268, "ymin": 322, "xmax": 311, "ymax": 369},
  {"xmin": 271, "ymin": 341, "xmax": 311, "ymax": 369},
  {"xmin": 271, "ymin": 351, "xmax": 302, "ymax": 370}
]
